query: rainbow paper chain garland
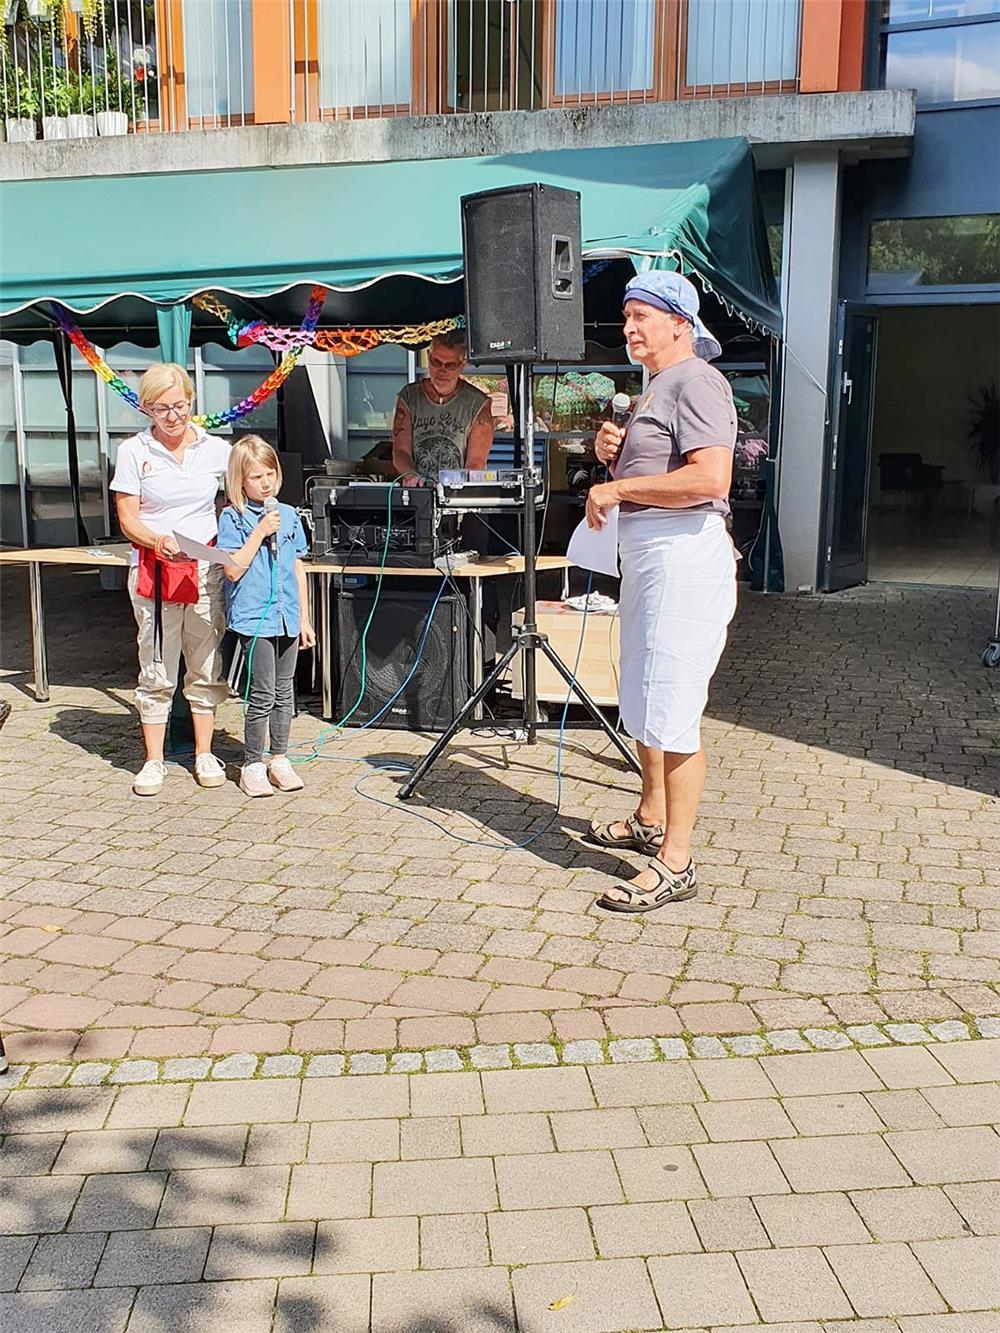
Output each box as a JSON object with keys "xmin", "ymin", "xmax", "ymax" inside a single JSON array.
[
  {"xmin": 52, "ymin": 287, "xmax": 327, "ymax": 429},
  {"xmin": 53, "ymin": 291, "xmax": 466, "ymax": 427},
  {"xmin": 192, "ymin": 292, "xmax": 465, "ymax": 356}
]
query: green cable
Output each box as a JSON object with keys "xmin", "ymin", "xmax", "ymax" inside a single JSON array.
[{"xmin": 295, "ymin": 480, "xmax": 399, "ymax": 760}]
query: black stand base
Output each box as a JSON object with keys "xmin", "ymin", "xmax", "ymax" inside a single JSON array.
[
  {"xmin": 397, "ymin": 363, "xmax": 639, "ymax": 803},
  {"xmin": 397, "ymin": 628, "xmax": 639, "ymax": 799}
]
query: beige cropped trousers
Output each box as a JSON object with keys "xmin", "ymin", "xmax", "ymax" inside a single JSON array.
[{"xmin": 127, "ymin": 562, "xmax": 228, "ymax": 724}]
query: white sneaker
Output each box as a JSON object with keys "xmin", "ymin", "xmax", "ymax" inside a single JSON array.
[
  {"xmin": 133, "ymin": 759, "xmax": 167, "ymax": 796},
  {"xmin": 267, "ymin": 756, "xmax": 304, "ymax": 792},
  {"xmin": 239, "ymin": 762, "xmax": 274, "ymax": 798},
  {"xmin": 194, "ymin": 752, "xmax": 227, "ymax": 788}
]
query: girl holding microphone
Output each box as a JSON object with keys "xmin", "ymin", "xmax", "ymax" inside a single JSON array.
[{"xmin": 217, "ymin": 436, "xmax": 315, "ymax": 797}]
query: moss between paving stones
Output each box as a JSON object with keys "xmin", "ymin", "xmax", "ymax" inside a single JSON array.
[{"xmin": 1, "ymin": 1017, "xmax": 996, "ymax": 1091}]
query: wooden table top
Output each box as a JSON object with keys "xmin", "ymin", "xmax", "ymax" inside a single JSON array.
[
  {"xmin": 0, "ymin": 547, "xmax": 573, "ymax": 580},
  {"xmin": 0, "ymin": 544, "xmax": 132, "ymax": 567}
]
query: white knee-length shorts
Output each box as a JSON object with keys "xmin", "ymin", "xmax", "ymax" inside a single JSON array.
[{"xmin": 617, "ymin": 510, "xmax": 737, "ymax": 754}]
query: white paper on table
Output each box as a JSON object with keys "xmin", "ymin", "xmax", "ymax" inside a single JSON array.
[
  {"xmin": 173, "ymin": 532, "xmax": 243, "ymax": 572},
  {"xmin": 566, "ymin": 505, "xmax": 619, "ymax": 578}
]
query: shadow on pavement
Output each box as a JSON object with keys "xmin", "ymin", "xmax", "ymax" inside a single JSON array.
[
  {"xmin": 4, "ymin": 564, "xmax": 998, "ymax": 800},
  {"xmin": 1, "ymin": 1087, "xmax": 523, "ymax": 1332}
]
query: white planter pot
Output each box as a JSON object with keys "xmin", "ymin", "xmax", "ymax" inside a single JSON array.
[
  {"xmin": 67, "ymin": 113, "xmax": 97, "ymax": 138},
  {"xmin": 42, "ymin": 116, "xmax": 70, "ymax": 140},
  {"xmin": 96, "ymin": 110, "xmax": 129, "ymax": 136},
  {"xmin": 5, "ymin": 117, "xmax": 37, "ymax": 143}
]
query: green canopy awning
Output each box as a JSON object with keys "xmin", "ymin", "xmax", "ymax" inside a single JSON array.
[{"xmin": 0, "ymin": 137, "xmax": 779, "ymax": 342}]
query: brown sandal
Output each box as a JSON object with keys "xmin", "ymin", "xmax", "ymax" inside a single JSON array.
[
  {"xmin": 596, "ymin": 860, "xmax": 698, "ymax": 914},
  {"xmin": 585, "ymin": 813, "xmax": 664, "ymax": 855}
]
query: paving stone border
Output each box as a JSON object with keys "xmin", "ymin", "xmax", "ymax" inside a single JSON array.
[{"xmin": 3, "ymin": 1016, "xmax": 997, "ymax": 1092}]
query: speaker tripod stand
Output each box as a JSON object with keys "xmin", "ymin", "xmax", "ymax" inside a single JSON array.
[{"xmin": 398, "ymin": 366, "xmax": 640, "ymax": 800}]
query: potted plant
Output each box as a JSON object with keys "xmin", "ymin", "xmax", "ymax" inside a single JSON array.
[
  {"xmin": 968, "ymin": 383, "xmax": 1000, "ymax": 525},
  {"xmin": 969, "ymin": 385, "xmax": 999, "ymax": 485},
  {"xmin": 96, "ymin": 48, "xmax": 139, "ymax": 135},
  {"xmin": 6, "ymin": 74, "xmax": 39, "ymax": 140},
  {"xmin": 41, "ymin": 67, "xmax": 72, "ymax": 138},
  {"xmin": 67, "ymin": 72, "xmax": 97, "ymax": 137}
]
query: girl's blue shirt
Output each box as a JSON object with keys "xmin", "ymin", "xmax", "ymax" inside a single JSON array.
[{"xmin": 217, "ymin": 500, "xmax": 309, "ymax": 637}]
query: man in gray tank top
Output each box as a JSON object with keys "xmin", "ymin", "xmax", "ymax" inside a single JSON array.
[{"xmin": 392, "ymin": 332, "xmax": 494, "ymax": 485}]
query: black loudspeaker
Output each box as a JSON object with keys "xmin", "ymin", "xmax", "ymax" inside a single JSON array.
[
  {"xmin": 335, "ymin": 588, "xmax": 468, "ymax": 731},
  {"xmin": 461, "ymin": 184, "xmax": 585, "ymax": 364}
]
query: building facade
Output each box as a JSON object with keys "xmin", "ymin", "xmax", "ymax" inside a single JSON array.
[{"xmin": 1, "ymin": 0, "xmax": 997, "ymax": 593}]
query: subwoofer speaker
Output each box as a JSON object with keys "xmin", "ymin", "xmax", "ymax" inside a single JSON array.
[
  {"xmin": 335, "ymin": 588, "xmax": 468, "ymax": 731},
  {"xmin": 461, "ymin": 184, "xmax": 585, "ymax": 364}
]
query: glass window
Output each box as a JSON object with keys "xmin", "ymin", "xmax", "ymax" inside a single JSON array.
[
  {"xmin": 346, "ymin": 345, "xmax": 408, "ymax": 435},
  {"xmin": 884, "ymin": 19, "xmax": 1000, "ymax": 101},
  {"xmin": 686, "ymin": 0, "xmax": 800, "ymax": 88},
  {"xmin": 553, "ymin": 0, "xmax": 654, "ymax": 98},
  {"xmin": 447, "ymin": 0, "xmax": 547, "ymax": 112},
  {"xmin": 868, "ymin": 215, "xmax": 1000, "ymax": 288},
  {"xmin": 886, "ymin": 1, "xmax": 1000, "ymax": 22},
  {"xmin": 318, "ymin": 0, "xmax": 411, "ymax": 111},
  {"xmin": 183, "ymin": 0, "xmax": 254, "ymax": 121},
  {"xmin": 0, "ymin": 343, "xmax": 22, "ymax": 544}
]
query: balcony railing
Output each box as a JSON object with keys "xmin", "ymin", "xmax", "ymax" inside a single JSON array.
[{"xmin": 1, "ymin": 0, "xmax": 802, "ymax": 143}]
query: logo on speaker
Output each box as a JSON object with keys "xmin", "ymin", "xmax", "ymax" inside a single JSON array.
[{"xmin": 488, "ymin": 339, "xmax": 512, "ymax": 351}]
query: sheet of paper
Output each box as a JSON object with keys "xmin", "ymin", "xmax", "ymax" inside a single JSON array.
[
  {"xmin": 566, "ymin": 506, "xmax": 619, "ymax": 578},
  {"xmin": 173, "ymin": 532, "xmax": 243, "ymax": 572}
]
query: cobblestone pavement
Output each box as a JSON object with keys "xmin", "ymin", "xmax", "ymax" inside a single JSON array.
[
  {"xmin": 0, "ymin": 566, "xmax": 997, "ymax": 1069},
  {"xmin": 1, "ymin": 1041, "xmax": 998, "ymax": 1331}
]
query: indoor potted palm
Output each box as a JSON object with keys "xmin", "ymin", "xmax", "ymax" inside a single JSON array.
[{"xmin": 968, "ymin": 384, "xmax": 1000, "ymax": 521}]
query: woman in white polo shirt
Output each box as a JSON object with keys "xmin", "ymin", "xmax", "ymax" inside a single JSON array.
[{"xmin": 110, "ymin": 363, "xmax": 231, "ymax": 796}]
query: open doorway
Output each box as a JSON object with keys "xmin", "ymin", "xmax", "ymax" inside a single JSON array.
[{"xmin": 867, "ymin": 304, "xmax": 999, "ymax": 589}]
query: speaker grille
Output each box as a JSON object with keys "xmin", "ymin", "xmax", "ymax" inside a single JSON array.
[{"xmin": 335, "ymin": 589, "xmax": 468, "ymax": 732}]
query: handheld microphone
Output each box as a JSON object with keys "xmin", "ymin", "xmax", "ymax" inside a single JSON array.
[
  {"xmin": 611, "ymin": 392, "xmax": 631, "ymax": 428},
  {"xmin": 263, "ymin": 495, "xmax": 279, "ymax": 556}
]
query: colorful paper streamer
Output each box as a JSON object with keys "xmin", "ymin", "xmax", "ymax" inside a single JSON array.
[
  {"xmin": 192, "ymin": 292, "xmax": 465, "ymax": 356},
  {"xmin": 51, "ymin": 288, "xmax": 327, "ymax": 428}
]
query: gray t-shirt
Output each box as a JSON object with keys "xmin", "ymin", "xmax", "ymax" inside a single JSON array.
[
  {"xmin": 398, "ymin": 379, "xmax": 489, "ymax": 479},
  {"xmin": 615, "ymin": 358, "xmax": 737, "ymax": 517}
]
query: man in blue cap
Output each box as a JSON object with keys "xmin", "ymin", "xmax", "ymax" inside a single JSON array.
[{"xmin": 584, "ymin": 271, "xmax": 738, "ymax": 913}]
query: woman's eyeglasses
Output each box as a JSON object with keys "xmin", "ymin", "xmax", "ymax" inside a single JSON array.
[{"xmin": 149, "ymin": 402, "xmax": 191, "ymax": 420}]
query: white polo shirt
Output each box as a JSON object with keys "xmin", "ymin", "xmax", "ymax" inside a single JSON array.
[{"xmin": 111, "ymin": 428, "xmax": 231, "ymax": 550}]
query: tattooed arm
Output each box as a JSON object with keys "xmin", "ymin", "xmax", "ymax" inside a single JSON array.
[
  {"xmin": 391, "ymin": 397, "xmax": 421, "ymax": 485},
  {"xmin": 465, "ymin": 398, "xmax": 495, "ymax": 471}
]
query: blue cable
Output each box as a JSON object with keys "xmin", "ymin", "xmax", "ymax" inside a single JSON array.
[
  {"xmin": 283, "ymin": 482, "xmax": 598, "ymax": 854},
  {"xmin": 292, "ymin": 482, "xmax": 399, "ymax": 761},
  {"xmin": 352, "ymin": 571, "xmax": 595, "ymax": 851}
]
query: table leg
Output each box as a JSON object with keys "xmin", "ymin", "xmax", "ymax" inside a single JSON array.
[
  {"xmin": 28, "ymin": 563, "xmax": 50, "ymax": 703},
  {"xmin": 319, "ymin": 572, "xmax": 334, "ymax": 720},
  {"xmin": 468, "ymin": 576, "xmax": 484, "ymax": 723}
]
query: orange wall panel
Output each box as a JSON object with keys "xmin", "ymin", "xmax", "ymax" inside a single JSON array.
[
  {"xmin": 837, "ymin": 0, "xmax": 867, "ymax": 92},
  {"xmin": 253, "ymin": 0, "xmax": 292, "ymax": 124},
  {"xmin": 800, "ymin": 0, "xmax": 843, "ymax": 93}
]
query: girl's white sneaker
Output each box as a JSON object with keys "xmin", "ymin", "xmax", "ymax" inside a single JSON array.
[
  {"xmin": 268, "ymin": 757, "xmax": 304, "ymax": 792},
  {"xmin": 239, "ymin": 763, "xmax": 274, "ymax": 797}
]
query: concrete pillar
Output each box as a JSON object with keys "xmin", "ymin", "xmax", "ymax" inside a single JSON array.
[{"xmin": 776, "ymin": 150, "xmax": 842, "ymax": 592}]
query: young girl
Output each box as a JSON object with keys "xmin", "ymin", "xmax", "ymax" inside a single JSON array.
[{"xmin": 217, "ymin": 436, "xmax": 316, "ymax": 797}]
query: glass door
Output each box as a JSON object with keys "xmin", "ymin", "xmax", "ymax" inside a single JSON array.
[{"xmin": 821, "ymin": 303, "xmax": 878, "ymax": 591}]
